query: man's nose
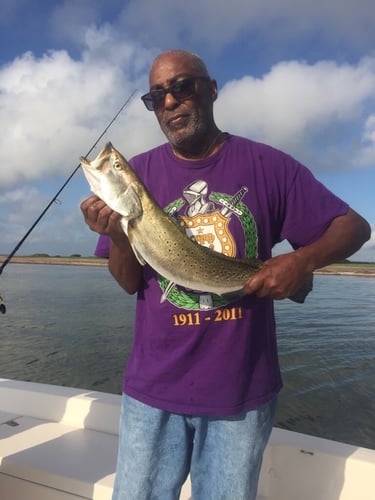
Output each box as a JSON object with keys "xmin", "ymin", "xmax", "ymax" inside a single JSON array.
[{"xmin": 163, "ymin": 91, "xmax": 179, "ymax": 109}]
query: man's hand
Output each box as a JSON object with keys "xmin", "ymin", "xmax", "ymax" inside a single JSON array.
[
  {"xmin": 244, "ymin": 208, "xmax": 371, "ymax": 301},
  {"xmin": 80, "ymin": 195, "xmax": 142, "ymax": 294},
  {"xmin": 244, "ymin": 251, "xmax": 310, "ymax": 300},
  {"xmin": 80, "ymin": 195, "xmax": 123, "ymax": 239}
]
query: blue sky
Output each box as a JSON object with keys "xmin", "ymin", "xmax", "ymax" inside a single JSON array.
[{"xmin": 0, "ymin": 0, "xmax": 374, "ymax": 261}]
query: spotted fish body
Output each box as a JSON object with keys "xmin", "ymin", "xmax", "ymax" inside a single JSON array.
[{"xmin": 81, "ymin": 142, "xmax": 311, "ymax": 302}]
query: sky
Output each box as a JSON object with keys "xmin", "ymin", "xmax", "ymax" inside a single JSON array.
[{"xmin": 0, "ymin": 0, "xmax": 374, "ymax": 263}]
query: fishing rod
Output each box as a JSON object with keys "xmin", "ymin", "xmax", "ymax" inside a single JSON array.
[{"xmin": 0, "ymin": 88, "xmax": 137, "ymax": 313}]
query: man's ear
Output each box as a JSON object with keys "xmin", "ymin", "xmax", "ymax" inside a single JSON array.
[{"xmin": 210, "ymin": 79, "xmax": 218, "ymax": 102}]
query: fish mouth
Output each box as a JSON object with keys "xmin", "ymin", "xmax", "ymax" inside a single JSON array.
[
  {"xmin": 96, "ymin": 142, "xmax": 114, "ymax": 169},
  {"xmin": 81, "ymin": 142, "xmax": 113, "ymax": 171}
]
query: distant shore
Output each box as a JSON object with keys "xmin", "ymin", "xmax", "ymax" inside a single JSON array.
[
  {"xmin": 0, "ymin": 255, "xmax": 107, "ymax": 267},
  {"xmin": 1, "ymin": 255, "xmax": 374, "ymax": 276},
  {"xmin": 314, "ymin": 263, "xmax": 375, "ymax": 277}
]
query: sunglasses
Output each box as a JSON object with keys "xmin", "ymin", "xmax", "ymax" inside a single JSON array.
[{"xmin": 141, "ymin": 76, "xmax": 210, "ymax": 111}]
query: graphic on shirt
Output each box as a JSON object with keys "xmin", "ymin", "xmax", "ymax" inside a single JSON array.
[{"xmin": 158, "ymin": 180, "xmax": 258, "ymax": 310}]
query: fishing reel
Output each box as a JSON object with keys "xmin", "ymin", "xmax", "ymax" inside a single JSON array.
[{"xmin": 0, "ymin": 295, "xmax": 6, "ymax": 314}]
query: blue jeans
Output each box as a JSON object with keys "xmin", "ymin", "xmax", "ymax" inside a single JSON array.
[{"xmin": 112, "ymin": 394, "xmax": 276, "ymax": 500}]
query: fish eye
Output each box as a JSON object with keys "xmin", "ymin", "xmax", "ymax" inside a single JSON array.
[{"xmin": 113, "ymin": 160, "xmax": 122, "ymax": 171}]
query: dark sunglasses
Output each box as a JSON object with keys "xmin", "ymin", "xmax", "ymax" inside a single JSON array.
[{"xmin": 141, "ymin": 76, "xmax": 210, "ymax": 111}]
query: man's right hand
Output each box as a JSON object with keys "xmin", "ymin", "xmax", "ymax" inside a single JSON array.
[
  {"xmin": 80, "ymin": 195, "xmax": 123, "ymax": 237},
  {"xmin": 81, "ymin": 195, "xmax": 142, "ymax": 293}
]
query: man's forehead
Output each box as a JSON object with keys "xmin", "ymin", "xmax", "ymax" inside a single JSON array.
[{"xmin": 149, "ymin": 54, "xmax": 199, "ymax": 85}]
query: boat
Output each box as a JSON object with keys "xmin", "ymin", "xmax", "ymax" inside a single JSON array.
[{"xmin": 1, "ymin": 377, "xmax": 374, "ymax": 499}]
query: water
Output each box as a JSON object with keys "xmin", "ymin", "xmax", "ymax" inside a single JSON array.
[
  {"xmin": 275, "ymin": 276, "xmax": 375, "ymax": 448},
  {"xmin": 0, "ymin": 264, "xmax": 135, "ymax": 394},
  {"xmin": 1, "ymin": 264, "xmax": 374, "ymax": 449}
]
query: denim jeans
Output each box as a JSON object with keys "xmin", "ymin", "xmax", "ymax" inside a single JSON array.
[{"xmin": 112, "ymin": 394, "xmax": 276, "ymax": 500}]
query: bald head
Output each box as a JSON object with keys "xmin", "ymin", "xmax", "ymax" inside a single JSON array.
[{"xmin": 149, "ymin": 50, "xmax": 211, "ymax": 84}]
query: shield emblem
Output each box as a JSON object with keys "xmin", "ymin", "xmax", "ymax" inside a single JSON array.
[{"xmin": 179, "ymin": 211, "xmax": 236, "ymax": 257}]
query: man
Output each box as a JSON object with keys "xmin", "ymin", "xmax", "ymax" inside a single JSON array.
[{"xmin": 81, "ymin": 50, "xmax": 370, "ymax": 500}]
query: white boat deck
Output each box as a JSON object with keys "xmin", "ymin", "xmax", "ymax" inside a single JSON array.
[{"xmin": 0, "ymin": 378, "xmax": 374, "ymax": 500}]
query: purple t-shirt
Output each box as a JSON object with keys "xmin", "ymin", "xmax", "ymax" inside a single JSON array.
[{"xmin": 96, "ymin": 135, "xmax": 349, "ymax": 416}]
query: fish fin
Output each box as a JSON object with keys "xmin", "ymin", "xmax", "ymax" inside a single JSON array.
[
  {"xmin": 120, "ymin": 220, "xmax": 146, "ymax": 266},
  {"xmin": 288, "ymin": 273, "xmax": 314, "ymax": 303},
  {"xmin": 131, "ymin": 243, "xmax": 146, "ymax": 266},
  {"xmin": 108, "ymin": 184, "xmax": 142, "ymax": 219},
  {"xmin": 221, "ymin": 289, "xmax": 245, "ymax": 303},
  {"xmin": 119, "ymin": 218, "xmax": 129, "ymax": 236}
]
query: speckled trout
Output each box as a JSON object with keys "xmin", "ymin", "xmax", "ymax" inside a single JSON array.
[{"xmin": 81, "ymin": 142, "xmax": 312, "ymax": 303}]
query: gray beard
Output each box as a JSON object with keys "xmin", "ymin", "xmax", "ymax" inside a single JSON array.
[{"xmin": 161, "ymin": 114, "xmax": 209, "ymax": 155}]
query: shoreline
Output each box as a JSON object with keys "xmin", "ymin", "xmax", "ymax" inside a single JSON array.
[
  {"xmin": 314, "ymin": 263, "xmax": 375, "ymax": 277},
  {"xmin": 1, "ymin": 256, "xmax": 374, "ymax": 276},
  {"xmin": 0, "ymin": 255, "xmax": 107, "ymax": 267}
]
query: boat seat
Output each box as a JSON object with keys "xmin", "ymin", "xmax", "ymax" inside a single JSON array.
[
  {"xmin": 0, "ymin": 411, "xmax": 117, "ymax": 499},
  {"xmin": 0, "ymin": 377, "xmax": 193, "ymax": 500}
]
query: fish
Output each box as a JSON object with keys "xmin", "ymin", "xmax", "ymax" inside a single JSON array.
[{"xmin": 80, "ymin": 142, "xmax": 312, "ymax": 303}]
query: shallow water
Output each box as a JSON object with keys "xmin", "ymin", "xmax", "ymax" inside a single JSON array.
[{"xmin": 0, "ymin": 264, "xmax": 374, "ymax": 448}]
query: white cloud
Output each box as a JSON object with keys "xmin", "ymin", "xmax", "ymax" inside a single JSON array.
[
  {"xmin": 0, "ymin": 31, "xmax": 161, "ymax": 188},
  {"xmin": 1, "ymin": 2, "xmax": 374, "ymax": 185},
  {"xmin": 358, "ymin": 225, "xmax": 375, "ymax": 262},
  {"xmin": 0, "ymin": 26, "xmax": 164, "ymax": 256},
  {"xmin": 363, "ymin": 115, "xmax": 375, "ymax": 143},
  {"xmin": 1, "ymin": 30, "xmax": 374, "ymax": 191},
  {"xmin": 215, "ymin": 57, "xmax": 375, "ymax": 170},
  {"xmin": 358, "ymin": 115, "xmax": 375, "ymax": 166}
]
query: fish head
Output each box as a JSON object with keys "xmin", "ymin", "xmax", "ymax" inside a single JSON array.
[{"xmin": 80, "ymin": 142, "xmax": 133, "ymax": 205}]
